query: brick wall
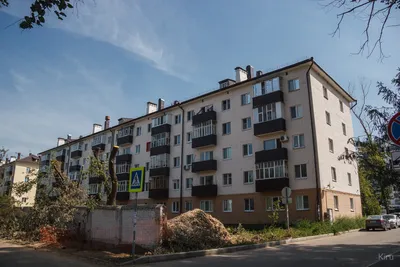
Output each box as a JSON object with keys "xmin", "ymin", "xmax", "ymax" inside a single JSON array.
[{"xmin": 74, "ymin": 204, "xmax": 166, "ymax": 249}]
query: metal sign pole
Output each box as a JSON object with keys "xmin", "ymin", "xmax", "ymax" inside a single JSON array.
[
  {"xmin": 132, "ymin": 192, "xmax": 138, "ymax": 259},
  {"xmin": 286, "ymin": 196, "xmax": 290, "ymax": 230}
]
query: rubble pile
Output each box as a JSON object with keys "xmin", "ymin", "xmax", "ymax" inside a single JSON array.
[{"xmin": 162, "ymin": 209, "xmax": 231, "ymax": 252}]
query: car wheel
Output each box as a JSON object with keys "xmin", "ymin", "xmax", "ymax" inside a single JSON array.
[
  {"xmin": 366, "ymin": 227, "xmax": 370, "ymax": 231},
  {"xmin": 372, "ymin": 228, "xmax": 375, "ymax": 231}
]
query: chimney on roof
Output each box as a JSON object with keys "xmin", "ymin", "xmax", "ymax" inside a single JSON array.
[
  {"xmin": 104, "ymin": 115, "xmax": 110, "ymax": 129},
  {"xmin": 67, "ymin": 134, "xmax": 72, "ymax": 140},
  {"xmin": 17, "ymin": 153, "xmax": 21, "ymax": 160},
  {"xmin": 93, "ymin": 124, "xmax": 102, "ymax": 134},
  {"xmin": 158, "ymin": 98, "xmax": 165, "ymax": 111},
  {"xmin": 10, "ymin": 156, "xmax": 16, "ymax": 162},
  {"xmin": 235, "ymin": 67, "xmax": 248, "ymax": 83},
  {"xmin": 146, "ymin": 102, "xmax": 157, "ymax": 114},
  {"xmin": 5, "ymin": 157, "xmax": 9, "ymax": 164},
  {"xmin": 246, "ymin": 65, "xmax": 254, "ymax": 79},
  {"xmin": 29, "ymin": 153, "xmax": 32, "ymax": 156},
  {"xmin": 256, "ymin": 70, "xmax": 263, "ymax": 77},
  {"xmin": 57, "ymin": 138, "xmax": 65, "ymax": 147}
]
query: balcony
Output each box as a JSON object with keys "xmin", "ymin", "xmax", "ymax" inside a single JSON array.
[
  {"xmin": 92, "ymin": 143, "xmax": 106, "ymax": 151},
  {"xmin": 6, "ymin": 170, "xmax": 13, "ymax": 176},
  {"xmin": 70, "ymin": 150, "xmax": 82, "ymax": 159},
  {"xmin": 255, "ymin": 148, "xmax": 288, "ymax": 164},
  {"xmin": 148, "ymin": 188, "xmax": 169, "ymax": 199},
  {"xmin": 192, "ymin": 110, "xmax": 216, "ymax": 125},
  {"xmin": 117, "ymin": 173, "xmax": 129, "ymax": 181},
  {"xmin": 116, "ymin": 154, "xmax": 132, "ymax": 164},
  {"xmin": 191, "ymin": 160, "xmax": 217, "ymax": 173},
  {"xmin": 149, "ymin": 167, "xmax": 170, "ymax": 177},
  {"xmin": 116, "ymin": 192, "xmax": 130, "ymax": 201},
  {"xmin": 192, "ymin": 134, "xmax": 217, "ymax": 149},
  {"xmin": 253, "ymin": 91, "xmax": 284, "ymax": 109},
  {"xmin": 191, "ymin": 184, "xmax": 218, "ymax": 197},
  {"xmin": 151, "ymin": 123, "xmax": 171, "ymax": 135},
  {"xmin": 89, "ymin": 176, "xmax": 102, "ymax": 184},
  {"xmin": 69, "ymin": 165, "xmax": 82, "ymax": 172},
  {"xmin": 117, "ymin": 135, "xmax": 133, "ymax": 146},
  {"xmin": 255, "ymin": 177, "xmax": 289, "ymax": 192},
  {"xmin": 41, "ymin": 159, "xmax": 50, "ymax": 166},
  {"xmin": 150, "ymin": 145, "xmax": 170, "ymax": 156},
  {"xmin": 56, "ymin": 154, "xmax": 65, "ymax": 162},
  {"xmin": 254, "ymin": 118, "xmax": 286, "ymax": 136}
]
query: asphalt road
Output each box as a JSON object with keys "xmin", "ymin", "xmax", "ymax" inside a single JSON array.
[{"xmin": 1, "ymin": 229, "xmax": 400, "ymax": 267}]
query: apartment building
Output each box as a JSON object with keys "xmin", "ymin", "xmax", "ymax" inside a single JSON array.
[
  {"xmin": 38, "ymin": 57, "xmax": 361, "ymax": 225},
  {"xmin": 0, "ymin": 154, "xmax": 39, "ymax": 206}
]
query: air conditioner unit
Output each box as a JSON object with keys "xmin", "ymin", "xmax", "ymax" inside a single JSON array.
[
  {"xmin": 280, "ymin": 135, "xmax": 289, "ymax": 142},
  {"xmin": 184, "ymin": 165, "xmax": 191, "ymax": 171}
]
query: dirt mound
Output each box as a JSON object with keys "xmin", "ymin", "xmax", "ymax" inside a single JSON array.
[{"xmin": 162, "ymin": 209, "xmax": 231, "ymax": 252}]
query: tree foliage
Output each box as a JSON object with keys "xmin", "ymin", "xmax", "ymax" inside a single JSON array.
[{"xmin": 0, "ymin": 0, "xmax": 78, "ymax": 29}]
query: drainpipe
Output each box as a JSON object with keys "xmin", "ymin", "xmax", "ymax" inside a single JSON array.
[
  {"xmin": 305, "ymin": 58, "xmax": 322, "ymax": 221},
  {"xmin": 178, "ymin": 105, "xmax": 185, "ymax": 214}
]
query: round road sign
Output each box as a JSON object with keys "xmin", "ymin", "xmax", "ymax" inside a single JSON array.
[
  {"xmin": 281, "ymin": 187, "xmax": 292, "ymax": 198},
  {"xmin": 388, "ymin": 112, "xmax": 400, "ymax": 146}
]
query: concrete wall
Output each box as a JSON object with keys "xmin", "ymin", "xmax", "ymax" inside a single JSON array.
[{"xmin": 74, "ymin": 204, "xmax": 166, "ymax": 249}]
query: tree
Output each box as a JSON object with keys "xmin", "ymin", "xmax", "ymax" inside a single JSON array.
[
  {"xmin": 324, "ymin": 0, "xmax": 400, "ymax": 59},
  {"xmin": 0, "ymin": 0, "xmax": 79, "ymax": 29},
  {"xmin": 0, "ymin": 146, "xmax": 8, "ymax": 162}
]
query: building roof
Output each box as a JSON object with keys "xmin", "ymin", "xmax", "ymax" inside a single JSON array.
[
  {"xmin": 39, "ymin": 57, "xmax": 355, "ymax": 154},
  {"xmin": 19, "ymin": 154, "xmax": 40, "ymax": 163}
]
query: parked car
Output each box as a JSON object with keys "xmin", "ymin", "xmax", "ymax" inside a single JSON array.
[
  {"xmin": 365, "ymin": 215, "xmax": 391, "ymax": 231},
  {"xmin": 383, "ymin": 214, "xmax": 398, "ymax": 229}
]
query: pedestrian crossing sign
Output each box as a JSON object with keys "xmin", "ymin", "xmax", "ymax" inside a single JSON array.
[{"xmin": 128, "ymin": 167, "xmax": 145, "ymax": 193}]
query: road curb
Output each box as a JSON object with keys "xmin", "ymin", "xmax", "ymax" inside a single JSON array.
[{"xmin": 119, "ymin": 228, "xmax": 362, "ymax": 265}]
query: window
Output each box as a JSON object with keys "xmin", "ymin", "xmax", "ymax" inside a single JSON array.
[
  {"xmin": 350, "ymin": 198, "xmax": 354, "ymax": 211},
  {"xmin": 253, "ymin": 77, "xmax": 280, "ymax": 96},
  {"xmin": 175, "ymin": 114, "xmax": 182, "ymax": 124},
  {"xmin": 342, "ymin": 123, "xmax": 347, "ymax": 136},
  {"xmin": 151, "ymin": 132, "xmax": 170, "ymax": 148},
  {"xmin": 83, "ymin": 158, "xmax": 87, "ymax": 165},
  {"xmin": 296, "ymin": 195, "xmax": 309, "ymax": 210},
  {"xmin": 200, "ymin": 151, "xmax": 213, "ymax": 161},
  {"xmin": 266, "ymin": 196, "xmax": 285, "ymax": 211},
  {"xmin": 243, "ymin": 143, "xmax": 253, "ymax": 156},
  {"xmin": 244, "ymin": 198, "xmax": 254, "ymax": 212},
  {"xmin": 200, "ymin": 175, "xmax": 213, "ymax": 185},
  {"xmin": 329, "ymin": 138, "xmax": 334, "ymax": 153},
  {"xmin": 222, "ymin": 99, "xmax": 231, "ymax": 111},
  {"xmin": 242, "ymin": 117, "xmax": 252, "ymax": 130},
  {"xmin": 254, "ymin": 103, "xmax": 277, "ymax": 123},
  {"xmin": 334, "ymin": 196, "xmax": 339, "ymax": 210},
  {"xmin": 223, "ymin": 147, "xmax": 232, "ymax": 160},
  {"xmin": 148, "ymin": 123, "xmax": 152, "ymax": 133},
  {"xmin": 136, "ymin": 127, "xmax": 142, "ymax": 136},
  {"xmin": 293, "ymin": 134, "xmax": 305, "ymax": 149},
  {"xmin": 145, "ymin": 162, "xmax": 150, "ymax": 171},
  {"xmin": 288, "ymin": 79, "xmax": 300, "ymax": 91},
  {"xmin": 173, "ymin": 157, "xmax": 180, "ymax": 168},
  {"xmin": 256, "ymin": 160, "xmax": 286, "ymax": 179},
  {"xmin": 22, "ymin": 198, "xmax": 28, "ymax": 203},
  {"xmin": 174, "ymin": 135, "xmax": 181, "ymax": 145},
  {"xmin": 26, "ymin": 167, "xmax": 31, "ymax": 173},
  {"xmin": 121, "ymin": 147, "xmax": 131, "ymax": 155},
  {"xmin": 187, "ymin": 110, "xmax": 194, "ymax": 121},
  {"xmin": 24, "ymin": 176, "xmax": 29, "ymax": 182},
  {"xmin": 339, "ymin": 100, "xmax": 344, "ymax": 112},
  {"xmin": 185, "ymin": 201, "xmax": 193, "ymax": 211},
  {"xmin": 152, "ymin": 114, "xmax": 171, "ymax": 127},
  {"xmin": 294, "ymin": 164, "xmax": 307, "ymax": 179},
  {"xmin": 200, "ymin": 200, "xmax": 213, "ymax": 212},
  {"xmin": 241, "ymin": 93, "xmax": 251, "ymax": 105},
  {"xmin": 243, "ymin": 171, "xmax": 254, "ymax": 184},
  {"xmin": 186, "ymin": 154, "xmax": 193, "ymax": 165},
  {"xmin": 331, "ymin": 167, "xmax": 337, "ymax": 182},
  {"xmin": 108, "ymin": 136, "xmax": 112, "ymax": 144},
  {"xmin": 135, "ymin": 145, "xmax": 140, "ymax": 154},
  {"xmin": 348, "ymin": 173, "xmax": 352, "ymax": 186},
  {"xmin": 187, "ymin": 132, "xmax": 192, "ymax": 143},
  {"xmin": 185, "ymin": 178, "xmax": 193, "ymax": 189},
  {"xmin": 146, "ymin": 142, "xmax": 151, "ymax": 152},
  {"xmin": 117, "ymin": 181, "xmax": 128, "ymax": 192},
  {"xmin": 323, "ymin": 86, "xmax": 328, "ymax": 99},
  {"xmin": 222, "ymin": 122, "xmax": 231, "ymax": 135},
  {"xmin": 290, "ymin": 105, "xmax": 303, "ymax": 119},
  {"xmin": 223, "ymin": 200, "xmax": 233, "ymax": 212},
  {"xmin": 264, "ymin": 139, "xmax": 277, "ymax": 150},
  {"xmin": 192, "ymin": 120, "xmax": 216, "ymax": 138},
  {"xmin": 134, "ymin": 164, "xmax": 139, "ymax": 168},
  {"xmin": 223, "ymin": 173, "xmax": 232, "ymax": 186},
  {"xmin": 173, "ymin": 179, "xmax": 180, "ymax": 190},
  {"xmin": 84, "ymin": 144, "xmax": 88, "ymax": 151},
  {"xmin": 89, "ymin": 184, "xmax": 99, "ymax": 194},
  {"xmin": 325, "ymin": 111, "xmax": 331, "ymax": 125},
  {"xmin": 172, "ymin": 201, "xmax": 180, "ymax": 213}
]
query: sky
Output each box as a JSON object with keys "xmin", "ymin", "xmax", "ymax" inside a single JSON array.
[{"xmin": 0, "ymin": 0, "xmax": 399, "ymax": 157}]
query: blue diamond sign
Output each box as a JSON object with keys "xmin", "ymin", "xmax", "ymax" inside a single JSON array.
[{"xmin": 128, "ymin": 167, "xmax": 145, "ymax": 193}]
